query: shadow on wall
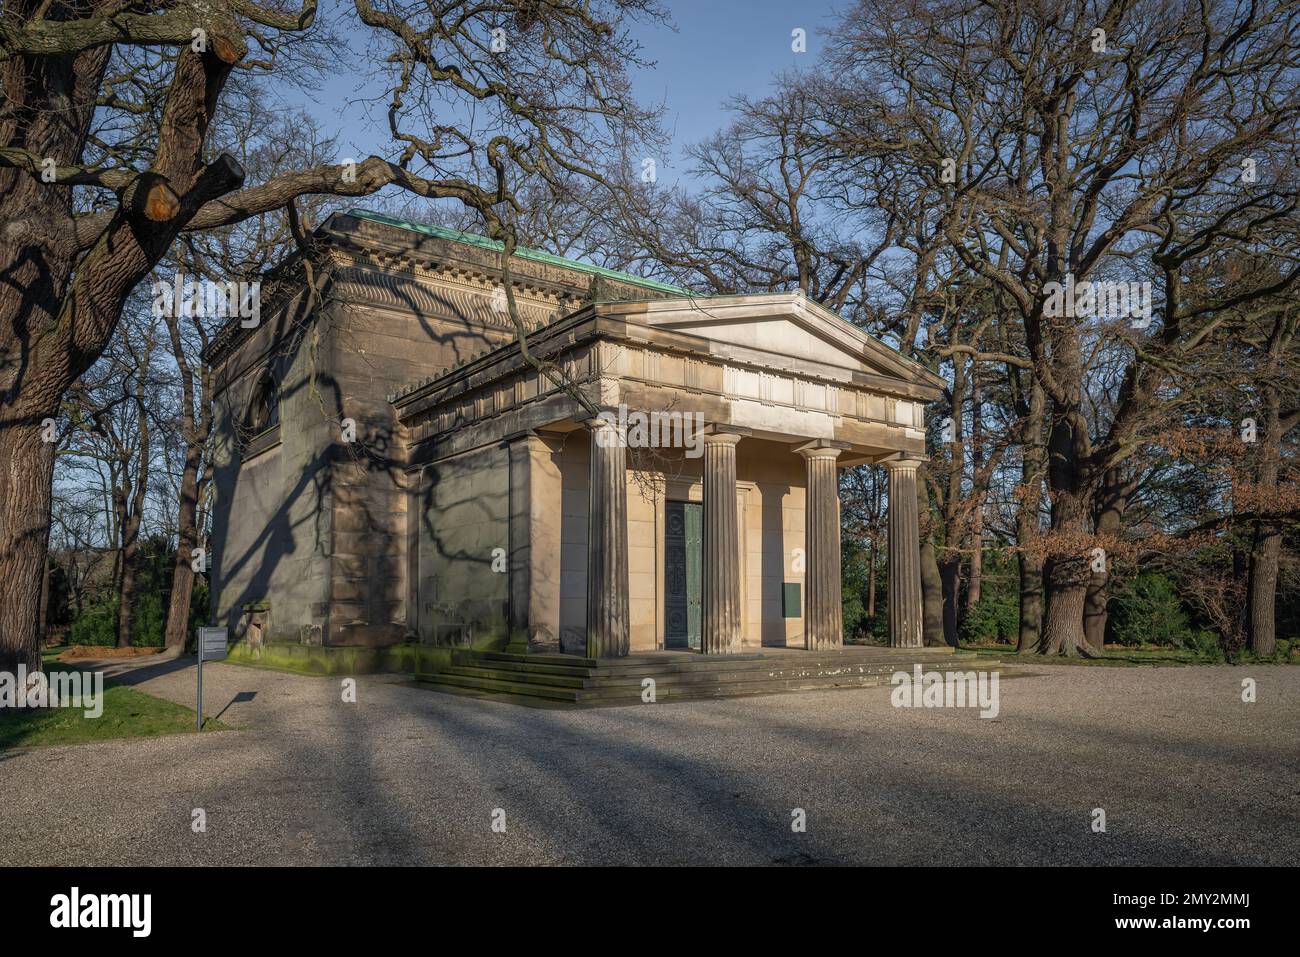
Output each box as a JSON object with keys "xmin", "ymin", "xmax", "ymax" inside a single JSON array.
[
  {"xmin": 209, "ymin": 265, "xmax": 528, "ymax": 648},
  {"xmin": 415, "ymin": 447, "xmax": 509, "ymax": 649}
]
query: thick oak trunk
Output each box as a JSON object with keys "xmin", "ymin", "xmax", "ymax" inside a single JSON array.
[
  {"xmin": 1042, "ymin": 489, "xmax": 1093, "ymax": 656},
  {"xmin": 1015, "ymin": 381, "xmax": 1046, "ymax": 652},
  {"xmin": 0, "ymin": 424, "xmax": 57, "ymax": 672},
  {"xmin": 939, "ymin": 554, "xmax": 960, "ymax": 646},
  {"xmin": 1083, "ymin": 469, "xmax": 1131, "ymax": 652},
  {"xmin": 1042, "ymin": 562, "xmax": 1090, "ymax": 656},
  {"xmin": 919, "ymin": 538, "xmax": 947, "ymax": 646},
  {"xmin": 916, "ymin": 470, "xmax": 947, "ymax": 646},
  {"xmin": 1082, "ymin": 575, "xmax": 1109, "ymax": 653},
  {"xmin": 1039, "ymin": 350, "xmax": 1094, "ymax": 656},
  {"xmin": 1248, "ymin": 382, "xmax": 1284, "ymax": 656},
  {"xmin": 1016, "ymin": 551, "xmax": 1045, "ymax": 653}
]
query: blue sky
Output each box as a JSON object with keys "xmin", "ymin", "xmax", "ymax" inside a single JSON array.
[
  {"xmin": 293, "ymin": 0, "xmax": 846, "ymax": 192},
  {"xmin": 626, "ymin": 1, "xmax": 841, "ymax": 177}
]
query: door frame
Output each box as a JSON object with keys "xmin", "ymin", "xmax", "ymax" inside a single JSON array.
[
  {"xmin": 663, "ymin": 499, "xmax": 702, "ymax": 649},
  {"xmin": 656, "ymin": 478, "xmax": 751, "ymax": 650}
]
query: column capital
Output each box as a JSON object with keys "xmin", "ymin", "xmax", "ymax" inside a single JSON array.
[
  {"xmin": 702, "ymin": 430, "xmax": 744, "ymax": 447},
  {"xmin": 796, "ymin": 443, "xmax": 843, "ymax": 462},
  {"xmin": 582, "ymin": 411, "xmax": 626, "ymax": 446},
  {"xmin": 881, "ymin": 456, "xmax": 926, "ymax": 472}
]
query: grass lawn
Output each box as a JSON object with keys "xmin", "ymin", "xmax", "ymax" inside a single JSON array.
[{"xmin": 0, "ymin": 646, "xmax": 225, "ymax": 750}]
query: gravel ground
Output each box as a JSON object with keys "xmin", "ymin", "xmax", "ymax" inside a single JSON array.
[{"xmin": 1, "ymin": 657, "xmax": 1295, "ymax": 866}]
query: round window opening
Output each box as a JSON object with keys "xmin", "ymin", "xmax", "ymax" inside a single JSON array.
[{"xmin": 247, "ymin": 372, "xmax": 278, "ymax": 434}]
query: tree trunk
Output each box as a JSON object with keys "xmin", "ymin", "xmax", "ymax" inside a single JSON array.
[
  {"xmin": 116, "ymin": 482, "xmax": 142, "ymax": 648},
  {"xmin": 1248, "ymin": 529, "xmax": 1281, "ymax": 657},
  {"xmin": 1083, "ymin": 468, "xmax": 1131, "ymax": 652},
  {"xmin": 916, "ymin": 467, "xmax": 947, "ymax": 646},
  {"xmin": 40, "ymin": 553, "xmax": 52, "ymax": 645},
  {"xmin": 165, "ymin": 452, "xmax": 202, "ymax": 648},
  {"xmin": 1042, "ymin": 557, "xmax": 1090, "ymax": 655},
  {"xmin": 1015, "ymin": 381, "xmax": 1046, "ymax": 652},
  {"xmin": 939, "ymin": 555, "xmax": 960, "ymax": 646},
  {"xmin": 0, "ymin": 425, "xmax": 57, "ymax": 672},
  {"xmin": 163, "ymin": 309, "xmax": 210, "ymax": 650},
  {"xmin": 1016, "ymin": 551, "xmax": 1045, "ymax": 653},
  {"xmin": 866, "ymin": 536, "xmax": 877, "ymax": 620},
  {"xmin": 117, "ymin": 531, "xmax": 139, "ymax": 647},
  {"xmin": 965, "ymin": 365, "xmax": 983, "ymax": 615},
  {"xmin": 1248, "ymin": 332, "xmax": 1286, "ymax": 657},
  {"xmin": 920, "ymin": 539, "xmax": 947, "ymax": 646},
  {"xmin": 1042, "ymin": 494, "xmax": 1092, "ymax": 656},
  {"xmin": 117, "ymin": 384, "xmax": 150, "ymax": 648},
  {"xmin": 1039, "ymin": 348, "xmax": 1094, "ymax": 656},
  {"xmin": 1082, "ymin": 573, "xmax": 1109, "ymax": 653}
]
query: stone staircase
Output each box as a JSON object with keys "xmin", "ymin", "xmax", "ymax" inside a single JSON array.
[{"xmin": 414, "ymin": 645, "xmax": 1001, "ymax": 707}]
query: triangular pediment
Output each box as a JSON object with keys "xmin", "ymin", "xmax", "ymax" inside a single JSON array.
[{"xmin": 628, "ymin": 293, "xmax": 943, "ymax": 391}]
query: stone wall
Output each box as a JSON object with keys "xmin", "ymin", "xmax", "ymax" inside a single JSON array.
[
  {"xmin": 209, "ymin": 293, "xmax": 335, "ymax": 643},
  {"xmin": 414, "ymin": 442, "xmax": 511, "ymax": 646}
]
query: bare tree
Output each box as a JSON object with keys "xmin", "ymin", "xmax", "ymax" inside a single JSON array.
[{"xmin": 822, "ymin": 0, "xmax": 1300, "ymax": 654}]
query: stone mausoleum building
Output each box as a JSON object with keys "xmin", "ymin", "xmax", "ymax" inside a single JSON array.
[{"xmin": 206, "ymin": 210, "xmax": 942, "ymax": 662}]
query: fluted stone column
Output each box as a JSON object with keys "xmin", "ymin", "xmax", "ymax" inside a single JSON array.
[
  {"xmin": 702, "ymin": 432, "xmax": 742, "ymax": 655},
  {"xmin": 586, "ymin": 417, "xmax": 630, "ymax": 658},
  {"xmin": 886, "ymin": 459, "xmax": 925, "ymax": 648},
  {"xmin": 800, "ymin": 446, "xmax": 843, "ymax": 651}
]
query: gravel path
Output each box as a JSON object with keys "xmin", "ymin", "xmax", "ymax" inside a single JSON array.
[{"xmin": 1, "ymin": 657, "xmax": 1295, "ymax": 865}]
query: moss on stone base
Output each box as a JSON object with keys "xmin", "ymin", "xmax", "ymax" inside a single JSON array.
[{"xmin": 224, "ymin": 640, "xmax": 454, "ymax": 677}]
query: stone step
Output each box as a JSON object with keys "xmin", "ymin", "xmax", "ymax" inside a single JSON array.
[
  {"xmin": 418, "ymin": 672, "xmax": 583, "ymax": 702},
  {"xmin": 442, "ymin": 654, "xmax": 999, "ymax": 686},
  {"xmin": 588, "ymin": 653, "xmax": 984, "ymax": 678},
  {"xmin": 468, "ymin": 647, "xmax": 964, "ymax": 669},
  {"xmin": 517, "ymin": 659, "xmax": 995, "ymax": 689},
  {"xmin": 419, "ymin": 670, "xmax": 898, "ymax": 705},
  {"xmin": 470, "ymin": 651, "xmax": 598, "ymax": 668},
  {"xmin": 587, "ymin": 663, "xmax": 958, "ymax": 687},
  {"xmin": 439, "ymin": 665, "xmax": 591, "ymax": 688},
  {"xmin": 438, "ymin": 661, "xmax": 901, "ymax": 691},
  {"xmin": 447, "ymin": 658, "xmax": 596, "ymax": 679},
  {"xmin": 574, "ymin": 672, "xmax": 902, "ymax": 703},
  {"xmin": 419, "ymin": 659, "xmax": 1005, "ymax": 706},
  {"xmin": 418, "ymin": 649, "xmax": 1004, "ymax": 708}
]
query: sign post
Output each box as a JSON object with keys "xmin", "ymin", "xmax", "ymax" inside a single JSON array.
[{"xmin": 196, "ymin": 627, "xmax": 228, "ymax": 731}]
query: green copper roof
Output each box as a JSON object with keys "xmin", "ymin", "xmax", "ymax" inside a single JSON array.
[{"xmin": 345, "ymin": 209, "xmax": 692, "ymax": 296}]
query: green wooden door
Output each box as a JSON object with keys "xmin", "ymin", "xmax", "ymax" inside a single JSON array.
[{"xmin": 664, "ymin": 501, "xmax": 702, "ymax": 650}]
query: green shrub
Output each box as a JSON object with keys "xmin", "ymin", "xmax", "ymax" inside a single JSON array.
[
  {"xmin": 960, "ymin": 587, "xmax": 1019, "ymax": 644},
  {"xmin": 131, "ymin": 590, "xmax": 165, "ymax": 646},
  {"xmin": 1186, "ymin": 628, "xmax": 1226, "ymax": 661},
  {"xmin": 68, "ymin": 595, "xmax": 119, "ymax": 646},
  {"xmin": 63, "ymin": 534, "xmax": 213, "ymax": 648},
  {"xmin": 1109, "ymin": 571, "xmax": 1197, "ymax": 648},
  {"xmin": 841, "ymin": 540, "xmax": 871, "ymax": 639}
]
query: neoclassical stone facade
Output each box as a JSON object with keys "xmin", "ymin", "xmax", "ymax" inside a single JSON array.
[{"xmin": 206, "ymin": 210, "xmax": 942, "ymax": 656}]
